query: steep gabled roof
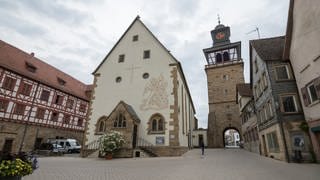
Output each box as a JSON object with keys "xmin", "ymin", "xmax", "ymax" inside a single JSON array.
[
  {"xmin": 107, "ymin": 101, "xmax": 141, "ymax": 123},
  {"xmin": 250, "ymin": 36, "xmax": 285, "ymax": 61},
  {"xmin": 93, "ymin": 16, "xmax": 196, "ymax": 113},
  {"xmin": 0, "ymin": 40, "xmax": 91, "ymax": 101}
]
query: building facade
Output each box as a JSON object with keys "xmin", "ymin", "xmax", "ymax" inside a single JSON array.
[
  {"xmin": 83, "ymin": 16, "xmax": 196, "ymax": 157},
  {"xmin": 0, "ymin": 40, "xmax": 90, "ymax": 154},
  {"xmin": 283, "ymin": 0, "xmax": 320, "ymax": 162},
  {"xmin": 250, "ymin": 36, "xmax": 311, "ymax": 162},
  {"xmin": 203, "ymin": 22, "xmax": 244, "ymax": 148},
  {"xmin": 236, "ymin": 83, "xmax": 259, "ymax": 154}
]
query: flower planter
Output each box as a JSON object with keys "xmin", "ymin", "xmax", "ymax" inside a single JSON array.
[
  {"xmin": 105, "ymin": 153, "xmax": 113, "ymax": 160},
  {"xmin": 0, "ymin": 176, "xmax": 22, "ymax": 180}
]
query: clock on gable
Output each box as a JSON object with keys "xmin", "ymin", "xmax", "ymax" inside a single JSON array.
[{"xmin": 210, "ymin": 24, "xmax": 231, "ymax": 45}]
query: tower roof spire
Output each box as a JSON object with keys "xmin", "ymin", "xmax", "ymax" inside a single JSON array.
[{"xmin": 217, "ymin": 14, "xmax": 221, "ymax": 25}]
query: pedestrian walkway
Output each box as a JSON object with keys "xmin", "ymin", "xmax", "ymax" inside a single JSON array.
[{"xmin": 24, "ymin": 149, "xmax": 320, "ymax": 180}]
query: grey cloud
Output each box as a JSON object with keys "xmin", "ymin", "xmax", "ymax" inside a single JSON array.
[
  {"xmin": 13, "ymin": 0, "xmax": 91, "ymax": 26},
  {"xmin": 0, "ymin": 11, "xmax": 46, "ymax": 37}
]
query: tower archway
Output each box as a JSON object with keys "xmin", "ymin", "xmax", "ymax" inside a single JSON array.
[{"xmin": 223, "ymin": 127, "xmax": 241, "ymax": 148}]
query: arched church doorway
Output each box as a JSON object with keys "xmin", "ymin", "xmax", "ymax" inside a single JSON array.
[{"xmin": 223, "ymin": 128, "xmax": 240, "ymax": 148}]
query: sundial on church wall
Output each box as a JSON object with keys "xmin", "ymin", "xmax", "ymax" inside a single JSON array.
[{"xmin": 140, "ymin": 74, "xmax": 169, "ymax": 111}]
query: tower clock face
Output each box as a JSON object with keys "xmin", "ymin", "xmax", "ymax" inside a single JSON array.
[{"xmin": 215, "ymin": 32, "xmax": 225, "ymax": 40}]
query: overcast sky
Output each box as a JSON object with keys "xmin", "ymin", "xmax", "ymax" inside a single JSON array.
[{"xmin": 0, "ymin": 0, "xmax": 290, "ymax": 128}]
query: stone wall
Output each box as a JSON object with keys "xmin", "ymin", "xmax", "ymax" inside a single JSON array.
[
  {"xmin": 206, "ymin": 62, "xmax": 244, "ymax": 148},
  {"xmin": 0, "ymin": 121, "xmax": 84, "ymax": 153}
]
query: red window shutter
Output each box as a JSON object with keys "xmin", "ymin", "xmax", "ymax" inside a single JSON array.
[
  {"xmin": 301, "ymin": 87, "xmax": 310, "ymax": 106},
  {"xmin": 314, "ymin": 76, "xmax": 320, "ymax": 99}
]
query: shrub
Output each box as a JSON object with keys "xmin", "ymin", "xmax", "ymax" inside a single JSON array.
[{"xmin": 99, "ymin": 131, "xmax": 126, "ymax": 155}]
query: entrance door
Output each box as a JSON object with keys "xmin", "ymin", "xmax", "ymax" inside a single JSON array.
[
  {"xmin": 132, "ymin": 125, "xmax": 138, "ymax": 148},
  {"xmin": 262, "ymin": 135, "xmax": 268, "ymax": 156},
  {"xmin": 198, "ymin": 135, "xmax": 204, "ymax": 147},
  {"xmin": 2, "ymin": 139, "xmax": 14, "ymax": 153}
]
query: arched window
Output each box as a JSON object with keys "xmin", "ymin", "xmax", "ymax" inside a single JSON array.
[
  {"xmin": 148, "ymin": 114, "xmax": 165, "ymax": 134},
  {"xmin": 223, "ymin": 52, "xmax": 230, "ymax": 61},
  {"xmin": 114, "ymin": 113, "xmax": 126, "ymax": 128},
  {"xmin": 96, "ymin": 116, "xmax": 106, "ymax": 133},
  {"xmin": 158, "ymin": 119, "xmax": 164, "ymax": 131},
  {"xmin": 216, "ymin": 53, "xmax": 222, "ymax": 63},
  {"xmin": 99, "ymin": 121, "xmax": 105, "ymax": 132},
  {"xmin": 152, "ymin": 119, "xmax": 157, "ymax": 131}
]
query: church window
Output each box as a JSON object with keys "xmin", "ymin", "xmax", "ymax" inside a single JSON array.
[
  {"xmin": 143, "ymin": 73, "xmax": 149, "ymax": 79},
  {"xmin": 216, "ymin": 53, "xmax": 222, "ymax": 63},
  {"xmin": 143, "ymin": 50, "xmax": 150, "ymax": 59},
  {"xmin": 152, "ymin": 119, "xmax": 157, "ymax": 131},
  {"xmin": 114, "ymin": 113, "xmax": 126, "ymax": 128},
  {"xmin": 148, "ymin": 114, "xmax": 165, "ymax": 134},
  {"xmin": 118, "ymin": 54, "xmax": 125, "ymax": 63},
  {"xmin": 96, "ymin": 117, "xmax": 106, "ymax": 133},
  {"xmin": 40, "ymin": 90, "xmax": 50, "ymax": 102},
  {"xmin": 223, "ymin": 52, "xmax": 230, "ymax": 61},
  {"xmin": 2, "ymin": 76, "xmax": 16, "ymax": 91},
  {"xmin": 115, "ymin": 76, "xmax": 122, "ymax": 83},
  {"xmin": 133, "ymin": 35, "xmax": 139, "ymax": 41}
]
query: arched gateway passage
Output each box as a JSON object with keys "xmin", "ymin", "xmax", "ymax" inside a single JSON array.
[{"xmin": 223, "ymin": 128, "xmax": 240, "ymax": 148}]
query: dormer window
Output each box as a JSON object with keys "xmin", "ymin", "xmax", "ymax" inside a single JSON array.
[
  {"xmin": 57, "ymin": 77, "xmax": 66, "ymax": 86},
  {"xmin": 25, "ymin": 62, "xmax": 37, "ymax": 73}
]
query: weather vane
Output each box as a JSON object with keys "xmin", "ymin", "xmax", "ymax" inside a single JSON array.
[{"xmin": 217, "ymin": 14, "xmax": 221, "ymax": 25}]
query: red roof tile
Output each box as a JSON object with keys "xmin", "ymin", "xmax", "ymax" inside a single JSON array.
[{"xmin": 0, "ymin": 40, "xmax": 91, "ymax": 101}]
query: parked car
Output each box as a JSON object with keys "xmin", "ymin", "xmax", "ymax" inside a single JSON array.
[
  {"xmin": 48, "ymin": 139, "xmax": 81, "ymax": 153},
  {"xmin": 51, "ymin": 144, "xmax": 67, "ymax": 153}
]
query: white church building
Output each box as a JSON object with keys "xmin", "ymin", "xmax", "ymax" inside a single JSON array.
[{"xmin": 83, "ymin": 16, "xmax": 196, "ymax": 157}]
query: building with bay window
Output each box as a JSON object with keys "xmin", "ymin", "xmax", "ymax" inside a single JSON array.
[{"xmin": 250, "ymin": 36, "xmax": 311, "ymax": 162}]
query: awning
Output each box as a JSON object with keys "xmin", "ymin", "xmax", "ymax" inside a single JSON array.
[{"xmin": 311, "ymin": 126, "xmax": 320, "ymax": 132}]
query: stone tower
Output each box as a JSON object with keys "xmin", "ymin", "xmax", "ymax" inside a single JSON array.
[{"xmin": 203, "ymin": 22, "xmax": 244, "ymax": 148}]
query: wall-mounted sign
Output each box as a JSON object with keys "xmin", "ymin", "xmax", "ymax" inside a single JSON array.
[{"xmin": 156, "ymin": 136, "xmax": 165, "ymax": 145}]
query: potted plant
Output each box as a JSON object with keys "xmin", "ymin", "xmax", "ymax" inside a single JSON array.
[
  {"xmin": 99, "ymin": 131, "xmax": 126, "ymax": 159},
  {"xmin": 0, "ymin": 152, "xmax": 37, "ymax": 180}
]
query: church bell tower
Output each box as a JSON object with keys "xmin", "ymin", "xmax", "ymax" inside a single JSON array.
[{"xmin": 203, "ymin": 21, "xmax": 244, "ymax": 148}]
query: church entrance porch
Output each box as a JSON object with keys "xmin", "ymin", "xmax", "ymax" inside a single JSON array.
[{"xmin": 223, "ymin": 128, "xmax": 240, "ymax": 148}]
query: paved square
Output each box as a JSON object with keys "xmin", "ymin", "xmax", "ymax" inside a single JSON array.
[{"xmin": 24, "ymin": 149, "xmax": 320, "ymax": 180}]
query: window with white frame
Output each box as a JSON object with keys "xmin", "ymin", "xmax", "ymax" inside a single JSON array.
[
  {"xmin": 280, "ymin": 95, "xmax": 299, "ymax": 113},
  {"xmin": 275, "ymin": 65, "xmax": 292, "ymax": 80},
  {"xmin": 307, "ymin": 83, "xmax": 318, "ymax": 103}
]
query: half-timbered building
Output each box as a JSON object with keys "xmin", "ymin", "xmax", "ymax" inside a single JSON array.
[{"xmin": 0, "ymin": 40, "xmax": 91, "ymax": 154}]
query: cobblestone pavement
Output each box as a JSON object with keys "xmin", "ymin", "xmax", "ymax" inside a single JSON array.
[{"xmin": 23, "ymin": 149, "xmax": 320, "ymax": 180}]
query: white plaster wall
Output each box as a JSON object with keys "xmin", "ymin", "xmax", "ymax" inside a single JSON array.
[
  {"xmin": 192, "ymin": 130, "xmax": 207, "ymax": 147},
  {"xmin": 87, "ymin": 20, "xmax": 179, "ymax": 146},
  {"xmin": 289, "ymin": 0, "xmax": 320, "ymax": 121}
]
